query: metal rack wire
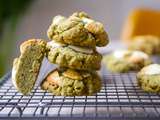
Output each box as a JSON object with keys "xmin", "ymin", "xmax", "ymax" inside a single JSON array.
[{"xmin": 0, "ymin": 70, "xmax": 160, "ymax": 120}]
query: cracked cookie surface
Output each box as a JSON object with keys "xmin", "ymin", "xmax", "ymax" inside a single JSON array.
[
  {"xmin": 47, "ymin": 11, "xmax": 109, "ymax": 48},
  {"xmin": 41, "ymin": 68, "xmax": 101, "ymax": 96},
  {"xmin": 46, "ymin": 41, "xmax": 102, "ymax": 70},
  {"xmin": 103, "ymin": 50, "xmax": 152, "ymax": 73},
  {"xmin": 137, "ymin": 64, "xmax": 160, "ymax": 93}
]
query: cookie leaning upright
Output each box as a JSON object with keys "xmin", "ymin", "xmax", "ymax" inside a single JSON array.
[
  {"xmin": 47, "ymin": 11, "xmax": 109, "ymax": 48},
  {"xmin": 12, "ymin": 39, "xmax": 46, "ymax": 95}
]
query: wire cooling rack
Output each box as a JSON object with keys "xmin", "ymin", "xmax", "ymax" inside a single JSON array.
[
  {"xmin": 1, "ymin": 69, "xmax": 160, "ymax": 120},
  {"xmin": 1, "ymin": 56, "xmax": 160, "ymax": 120}
]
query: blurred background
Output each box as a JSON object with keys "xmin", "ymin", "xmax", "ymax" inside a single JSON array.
[{"xmin": 0, "ymin": 0, "xmax": 160, "ymax": 77}]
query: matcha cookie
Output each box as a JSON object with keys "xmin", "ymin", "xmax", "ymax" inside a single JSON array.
[
  {"xmin": 41, "ymin": 68, "xmax": 101, "ymax": 96},
  {"xmin": 103, "ymin": 50, "xmax": 152, "ymax": 73},
  {"xmin": 46, "ymin": 41, "xmax": 102, "ymax": 70},
  {"xmin": 137, "ymin": 64, "xmax": 160, "ymax": 93},
  {"xmin": 12, "ymin": 39, "xmax": 46, "ymax": 95},
  {"xmin": 128, "ymin": 35, "xmax": 160, "ymax": 55},
  {"xmin": 47, "ymin": 11, "xmax": 109, "ymax": 48}
]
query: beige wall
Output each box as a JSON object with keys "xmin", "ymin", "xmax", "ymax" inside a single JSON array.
[{"xmin": 14, "ymin": 0, "xmax": 160, "ymax": 56}]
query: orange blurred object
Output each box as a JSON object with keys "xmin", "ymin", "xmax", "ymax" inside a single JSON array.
[{"xmin": 121, "ymin": 8, "xmax": 160, "ymax": 44}]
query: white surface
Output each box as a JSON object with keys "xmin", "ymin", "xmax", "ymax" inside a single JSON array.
[
  {"xmin": 97, "ymin": 40, "xmax": 126, "ymax": 54},
  {"xmin": 11, "ymin": 62, "xmax": 18, "ymax": 90}
]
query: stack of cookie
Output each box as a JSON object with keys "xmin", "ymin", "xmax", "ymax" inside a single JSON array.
[{"xmin": 41, "ymin": 12, "xmax": 109, "ymax": 96}]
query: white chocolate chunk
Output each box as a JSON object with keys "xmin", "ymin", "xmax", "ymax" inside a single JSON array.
[
  {"xmin": 142, "ymin": 64, "xmax": 160, "ymax": 75},
  {"xmin": 132, "ymin": 51, "xmax": 149, "ymax": 60},
  {"xmin": 53, "ymin": 15, "xmax": 66, "ymax": 25},
  {"xmin": 48, "ymin": 41, "xmax": 93, "ymax": 54},
  {"xmin": 47, "ymin": 70, "xmax": 60, "ymax": 85},
  {"xmin": 82, "ymin": 17, "xmax": 94, "ymax": 24},
  {"xmin": 47, "ymin": 41, "xmax": 65, "ymax": 48},
  {"xmin": 68, "ymin": 45, "xmax": 93, "ymax": 54},
  {"xmin": 113, "ymin": 50, "xmax": 148, "ymax": 60},
  {"xmin": 113, "ymin": 50, "xmax": 130, "ymax": 59}
]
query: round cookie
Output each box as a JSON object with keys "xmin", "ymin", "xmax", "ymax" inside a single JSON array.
[
  {"xmin": 103, "ymin": 50, "xmax": 152, "ymax": 73},
  {"xmin": 46, "ymin": 41, "xmax": 102, "ymax": 70},
  {"xmin": 41, "ymin": 68, "xmax": 101, "ymax": 96},
  {"xmin": 137, "ymin": 64, "xmax": 160, "ymax": 93},
  {"xmin": 47, "ymin": 11, "xmax": 109, "ymax": 48},
  {"xmin": 12, "ymin": 39, "xmax": 46, "ymax": 95},
  {"xmin": 128, "ymin": 35, "xmax": 160, "ymax": 55}
]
